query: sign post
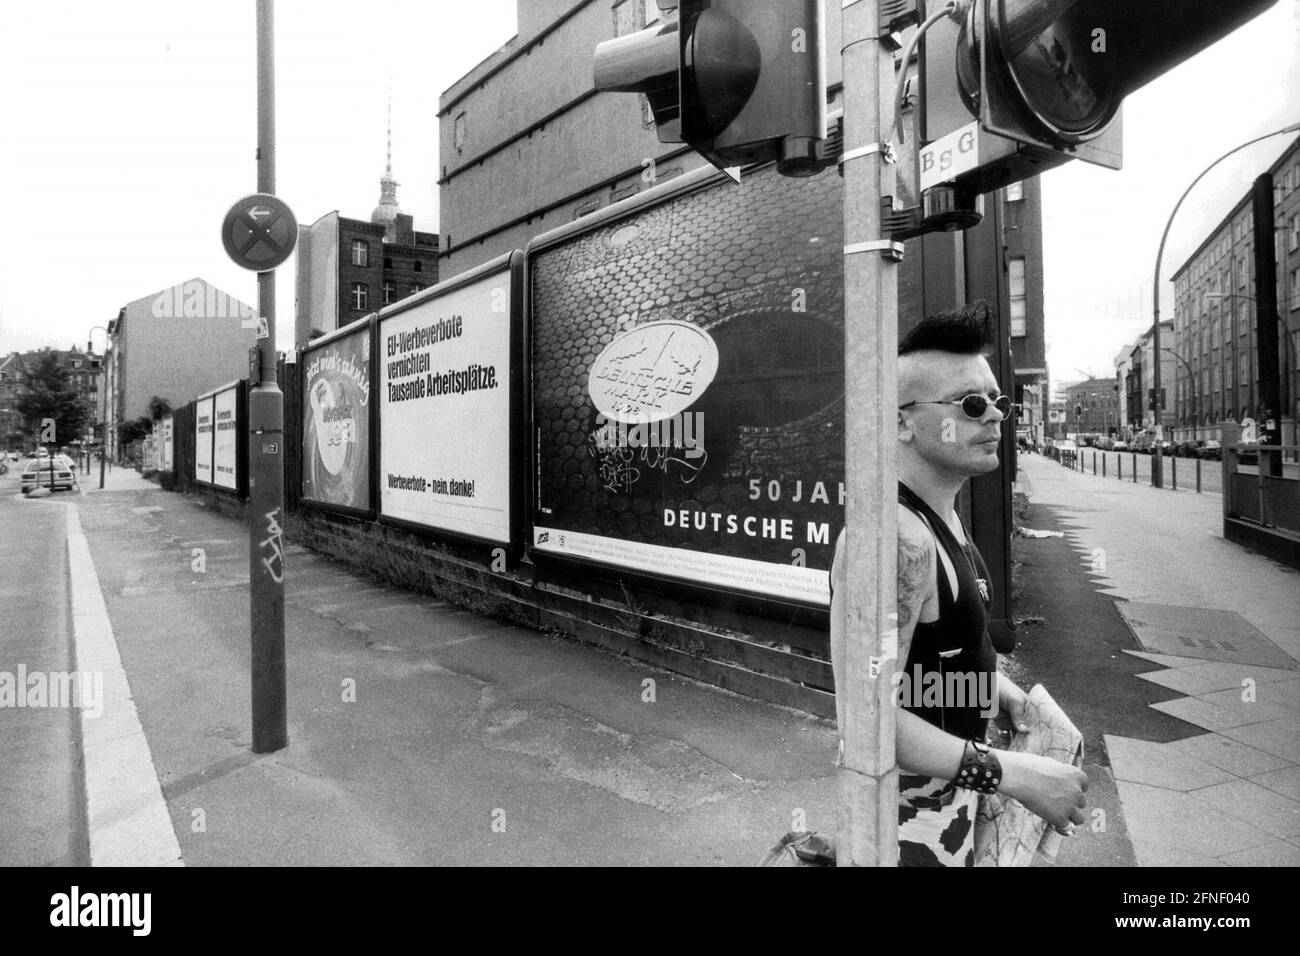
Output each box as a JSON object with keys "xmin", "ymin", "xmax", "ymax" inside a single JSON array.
[
  {"xmin": 837, "ymin": 0, "xmax": 900, "ymax": 866},
  {"xmin": 221, "ymin": 0, "xmax": 293, "ymax": 754}
]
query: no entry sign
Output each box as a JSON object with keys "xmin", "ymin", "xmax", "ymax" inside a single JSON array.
[{"xmin": 222, "ymin": 193, "xmax": 297, "ymax": 271}]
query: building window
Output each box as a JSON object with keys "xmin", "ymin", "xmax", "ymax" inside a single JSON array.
[
  {"xmin": 351, "ymin": 240, "xmax": 369, "ymax": 267},
  {"xmin": 351, "ymin": 283, "xmax": 368, "ymax": 311},
  {"xmin": 411, "ymin": 284, "xmax": 425, "ymax": 295},
  {"xmin": 413, "ymin": 261, "xmax": 422, "ymax": 273},
  {"xmin": 384, "ymin": 257, "xmax": 393, "ymax": 269},
  {"xmin": 1008, "ymin": 257, "xmax": 1027, "ymax": 337},
  {"xmin": 1005, "ymin": 181, "xmax": 1023, "ymax": 202},
  {"xmin": 453, "ymin": 112, "xmax": 467, "ymax": 151},
  {"xmin": 1238, "ymin": 259, "xmax": 1248, "ymax": 288},
  {"xmin": 1290, "ymin": 214, "xmax": 1299, "ymax": 252},
  {"xmin": 1292, "ymin": 268, "xmax": 1300, "ymax": 310},
  {"xmin": 383, "ymin": 281, "xmax": 396, "ymax": 305}
]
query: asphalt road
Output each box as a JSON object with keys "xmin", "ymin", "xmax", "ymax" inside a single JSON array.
[{"xmin": 0, "ymin": 473, "xmax": 89, "ymax": 865}]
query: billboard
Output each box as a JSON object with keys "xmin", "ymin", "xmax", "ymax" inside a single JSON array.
[
  {"xmin": 195, "ymin": 396, "xmax": 214, "ymax": 484},
  {"xmin": 212, "ymin": 385, "xmax": 239, "ymax": 490},
  {"xmin": 378, "ymin": 252, "xmax": 523, "ymax": 546},
  {"xmin": 301, "ymin": 317, "xmax": 373, "ymax": 514},
  {"xmin": 161, "ymin": 416, "xmax": 173, "ymax": 472},
  {"xmin": 529, "ymin": 164, "xmax": 844, "ymax": 606}
]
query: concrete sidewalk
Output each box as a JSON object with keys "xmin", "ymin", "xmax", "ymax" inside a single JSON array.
[
  {"xmin": 1015, "ymin": 453, "xmax": 1300, "ymax": 866},
  {"xmin": 68, "ymin": 485, "xmax": 839, "ymax": 866}
]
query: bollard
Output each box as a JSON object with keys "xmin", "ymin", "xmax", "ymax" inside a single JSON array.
[
  {"xmin": 1132, "ymin": 453, "xmax": 1137, "ymax": 483},
  {"xmin": 1118, "ymin": 455, "xmax": 1122, "ymax": 480},
  {"xmin": 1093, "ymin": 451, "xmax": 1097, "ymax": 474},
  {"xmin": 1172, "ymin": 455, "xmax": 1177, "ymax": 490},
  {"xmin": 1103, "ymin": 453, "xmax": 1107, "ymax": 477},
  {"xmin": 1196, "ymin": 457, "xmax": 1202, "ymax": 493}
]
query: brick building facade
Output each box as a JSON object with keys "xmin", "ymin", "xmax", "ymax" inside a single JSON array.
[{"xmin": 1169, "ymin": 134, "xmax": 1300, "ymax": 442}]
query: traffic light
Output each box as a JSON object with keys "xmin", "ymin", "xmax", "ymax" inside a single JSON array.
[
  {"xmin": 918, "ymin": 0, "xmax": 1278, "ymax": 208},
  {"xmin": 593, "ymin": 0, "xmax": 830, "ymax": 176}
]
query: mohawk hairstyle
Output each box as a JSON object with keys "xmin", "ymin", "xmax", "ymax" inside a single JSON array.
[{"xmin": 898, "ymin": 301, "xmax": 992, "ymax": 356}]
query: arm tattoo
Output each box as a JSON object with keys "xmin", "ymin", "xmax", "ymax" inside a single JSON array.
[{"xmin": 896, "ymin": 531, "xmax": 932, "ymax": 632}]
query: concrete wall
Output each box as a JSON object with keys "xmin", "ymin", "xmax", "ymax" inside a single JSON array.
[{"xmin": 117, "ymin": 279, "xmax": 258, "ymax": 423}]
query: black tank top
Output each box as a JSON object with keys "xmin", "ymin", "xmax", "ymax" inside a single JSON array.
[{"xmin": 897, "ymin": 482, "xmax": 996, "ymax": 740}]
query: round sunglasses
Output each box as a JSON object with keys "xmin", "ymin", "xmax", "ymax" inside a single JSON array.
[{"xmin": 898, "ymin": 394, "xmax": 1013, "ymax": 420}]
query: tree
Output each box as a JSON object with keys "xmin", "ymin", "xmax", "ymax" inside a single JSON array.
[
  {"xmin": 118, "ymin": 416, "xmax": 153, "ymax": 445},
  {"xmin": 15, "ymin": 350, "xmax": 89, "ymax": 446},
  {"xmin": 147, "ymin": 395, "xmax": 173, "ymax": 421}
]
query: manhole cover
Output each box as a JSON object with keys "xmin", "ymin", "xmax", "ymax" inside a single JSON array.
[{"xmin": 1114, "ymin": 601, "xmax": 1298, "ymax": 670}]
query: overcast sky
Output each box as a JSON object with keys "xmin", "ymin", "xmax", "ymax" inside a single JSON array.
[{"xmin": 1, "ymin": 0, "xmax": 1298, "ymax": 398}]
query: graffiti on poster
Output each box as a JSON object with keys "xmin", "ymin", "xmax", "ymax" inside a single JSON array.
[
  {"xmin": 379, "ymin": 266, "xmax": 512, "ymax": 542},
  {"xmin": 195, "ymin": 396, "xmax": 214, "ymax": 484},
  {"xmin": 531, "ymin": 164, "xmax": 844, "ymax": 604},
  {"xmin": 213, "ymin": 386, "xmax": 238, "ymax": 490},
  {"xmin": 302, "ymin": 328, "xmax": 371, "ymax": 510}
]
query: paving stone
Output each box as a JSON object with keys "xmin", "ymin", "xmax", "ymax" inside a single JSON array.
[
  {"xmin": 1248, "ymin": 765, "xmax": 1300, "ymax": 800},
  {"xmin": 1222, "ymin": 718, "xmax": 1300, "ymax": 764},
  {"xmin": 1168, "ymin": 733, "xmax": 1291, "ymax": 777},
  {"xmin": 1115, "ymin": 781, "xmax": 1274, "ymax": 858},
  {"xmin": 1151, "ymin": 696, "xmax": 1261, "ymax": 732},
  {"xmin": 1130, "ymin": 838, "xmax": 1225, "ymax": 868},
  {"xmin": 1122, "ymin": 650, "xmax": 1205, "ymax": 669},
  {"xmin": 1217, "ymin": 841, "xmax": 1300, "ymax": 866},
  {"xmin": 1187, "ymin": 778, "xmax": 1300, "ymax": 838},
  {"xmin": 1136, "ymin": 662, "xmax": 1299, "ymax": 696},
  {"xmin": 1184, "ymin": 690, "xmax": 1294, "ymax": 726},
  {"xmin": 1105, "ymin": 735, "xmax": 1234, "ymax": 791}
]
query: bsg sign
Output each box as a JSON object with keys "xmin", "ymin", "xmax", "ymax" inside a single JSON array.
[{"xmin": 919, "ymin": 121, "xmax": 980, "ymax": 192}]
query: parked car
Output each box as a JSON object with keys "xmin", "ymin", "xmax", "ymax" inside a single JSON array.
[
  {"xmin": 1111, "ymin": 440, "xmax": 1128, "ymax": 452},
  {"xmin": 21, "ymin": 455, "xmax": 76, "ymax": 492},
  {"xmin": 1237, "ymin": 441, "xmax": 1260, "ymax": 465},
  {"xmin": 1173, "ymin": 440, "xmax": 1203, "ymax": 458},
  {"xmin": 1198, "ymin": 440, "xmax": 1222, "ymax": 461},
  {"xmin": 1054, "ymin": 439, "xmax": 1079, "ymax": 464}
]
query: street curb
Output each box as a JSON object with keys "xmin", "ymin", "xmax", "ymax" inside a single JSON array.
[{"xmin": 66, "ymin": 503, "xmax": 185, "ymax": 867}]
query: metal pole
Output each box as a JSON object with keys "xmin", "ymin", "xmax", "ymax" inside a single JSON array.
[
  {"xmin": 249, "ymin": 0, "xmax": 287, "ymax": 754},
  {"xmin": 836, "ymin": 0, "xmax": 899, "ymax": 867},
  {"xmin": 1252, "ymin": 174, "xmax": 1282, "ymax": 477}
]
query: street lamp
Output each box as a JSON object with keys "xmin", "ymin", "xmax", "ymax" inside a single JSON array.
[
  {"xmin": 88, "ymin": 325, "xmax": 109, "ymax": 490},
  {"xmin": 1150, "ymin": 120, "xmax": 1300, "ymax": 486}
]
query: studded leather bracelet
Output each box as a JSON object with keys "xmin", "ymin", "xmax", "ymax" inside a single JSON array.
[{"xmin": 955, "ymin": 739, "xmax": 1002, "ymax": 794}]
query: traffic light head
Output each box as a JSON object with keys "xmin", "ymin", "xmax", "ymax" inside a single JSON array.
[
  {"xmin": 920, "ymin": 0, "xmax": 1279, "ymax": 199},
  {"xmin": 594, "ymin": 0, "xmax": 830, "ymax": 176}
]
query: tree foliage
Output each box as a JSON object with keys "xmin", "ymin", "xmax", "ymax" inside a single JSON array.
[
  {"xmin": 148, "ymin": 395, "xmax": 173, "ymax": 420},
  {"xmin": 15, "ymin": 350, "xmax": 89, "ymax": 445}
]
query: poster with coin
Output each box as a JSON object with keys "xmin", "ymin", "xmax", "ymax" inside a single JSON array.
[
  {"xmin": 530, "ymin": 164, "xmax": 845, "ymax": 606},
  {"xmin": 302, "ymin": 320, "xmax": 372, "ymax": 513},
  {"xmin": 195, "ymin": 396, "xmax": 214, "ymax": 485},
  {"xmin": 378, "ymin": 254, "xmax": 520, "ymax": 545},
  {"xmin": 212, "ymin": 384, "xmax": 239, "ymax": 490}
]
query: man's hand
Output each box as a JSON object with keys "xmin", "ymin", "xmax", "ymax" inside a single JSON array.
[
  {"xmin": 998, "ymin": 751, "xmax": 1089, "ymax": 830},
  {"xmin": 995, "ymin": 675, "xmax": 1031, "ymax": 735}
]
